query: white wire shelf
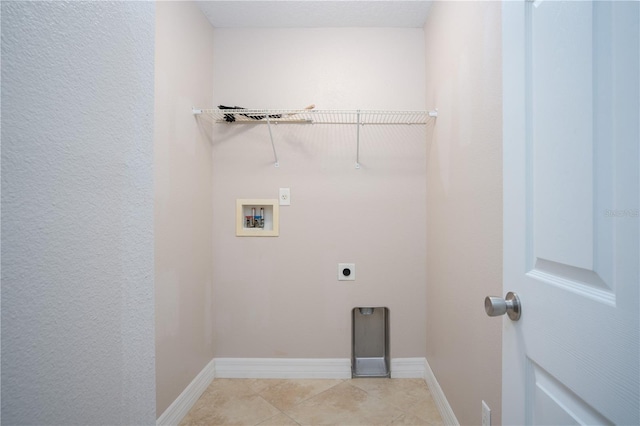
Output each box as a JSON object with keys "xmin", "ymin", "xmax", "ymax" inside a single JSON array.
[
  {"xmin": 192, "ymin": 108, "xmax": 437, "ymax": 124},
  {"xmin": 192, "ymin": 107, "xmax": 437, "ymax": 169}
]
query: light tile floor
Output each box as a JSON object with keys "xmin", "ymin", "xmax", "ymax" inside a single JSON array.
[{"xmin": 180, "ymin": 378, "xmax": 444, "ymax": 426}]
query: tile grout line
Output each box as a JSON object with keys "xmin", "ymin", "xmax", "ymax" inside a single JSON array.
[
  {"xmin": 253, "ymin": 406, "xmax": 301, "ymax": 426},
  {"xmin": 386, "ymin": 410, "xmax": 409, "ymax": 426},
  {"xmin": 273, "ymin": 379, "xmax": 348, "ymax": 414},
  {"xmin": 252, "ymin": 379, "xmax": 346, "ymax": 425},
  {"xmin": 346, "ymin": 379, "xmax": 442, "ymax": 426},
  {"xmin": 252, "ymin": 391, "xmax": 285, "ymax": 425}
]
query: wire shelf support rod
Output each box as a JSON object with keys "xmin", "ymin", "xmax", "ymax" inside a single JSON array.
[{"xmin": 265, "ymin": 115, "xmax": 279, "ymax": 168}]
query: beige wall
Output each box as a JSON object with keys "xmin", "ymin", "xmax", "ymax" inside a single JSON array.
[
  {"xmin": 424, "ymin": 2, "xmax": 503, "ymax": 425},
  {"xmin": 154, "ymin": 2, "xmax": 215, "ymax": 416},
  {"xmin": 153, "ymin": 6, "xmax": 503, "ymax": 420},
  {"xmin": 211, "ymin": 28, "xmax": 428, "ymax": 359}
]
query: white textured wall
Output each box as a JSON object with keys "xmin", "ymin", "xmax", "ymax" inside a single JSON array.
[
  {"xmin": 211, "ymin": 28, "xmax": 427, "ymax": 359},
  {"xmin": 424, "ymin": 2, "xmax": 503, "ymax": 425},
  {"xmin": 155, "ymin": 2, "xmax": 215, "ymax": 417},
  {"xmin": 1, "ymin": 2, "xmax": 156, "ymax": 424}
]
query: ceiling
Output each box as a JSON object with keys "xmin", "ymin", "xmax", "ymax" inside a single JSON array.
[{"xmin": 196, "ymin": 1, "xmax": 433, "ymax": 28}]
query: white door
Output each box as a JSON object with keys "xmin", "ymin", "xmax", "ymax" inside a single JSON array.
[{"xmin": 501, "ymin": 1, "xmax": 639, "ymax": 425}]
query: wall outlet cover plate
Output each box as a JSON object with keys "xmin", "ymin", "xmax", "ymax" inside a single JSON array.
[
  {"xmin": 338, "ymin": 263, "xmax": 356, "ymax": 281},
  {"xmin": 279, "ymin": 188, "xmax": 291, "ymax": 205}
]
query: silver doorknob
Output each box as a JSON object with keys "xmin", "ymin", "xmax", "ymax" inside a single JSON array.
[{"xmin": 485, "ymin": 292, "xmax": 521, "ymax": 321}]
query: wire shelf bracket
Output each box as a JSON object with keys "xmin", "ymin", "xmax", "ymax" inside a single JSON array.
[
  {"xmin": 355, "ymin": 110, "xmax": 361, "ymax": 169},
  {"xmin": 265, "ymin": 115, "xmax": 279, "ymax": 168}
]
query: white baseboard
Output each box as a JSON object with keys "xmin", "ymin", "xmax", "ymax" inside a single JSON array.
[
  {"xmin": 156, "ymin": 359, "xmax": 216, "ymax": 426},
  {"xmin": 390, "ymin": 357, "xmax": 427, "ymax": 378},
  {"xmin": 214, "ymin": 357, "xmax": 427, "ymax": 379},
  {"xmin": 214, "ymin": 358, "xmax": 352, "ymax": 379},
  {"xmin": 423, "ymin": 358, "xmax": 459, "ymax": 425}
]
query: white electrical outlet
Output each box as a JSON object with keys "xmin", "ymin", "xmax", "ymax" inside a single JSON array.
[
  {"xmin": 482, "ymin": 400, "xmax": 491, "ymax": 426},
  {"xmin": 279, "ymin": 188, "xmax": 291, "ymax": 205}
]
